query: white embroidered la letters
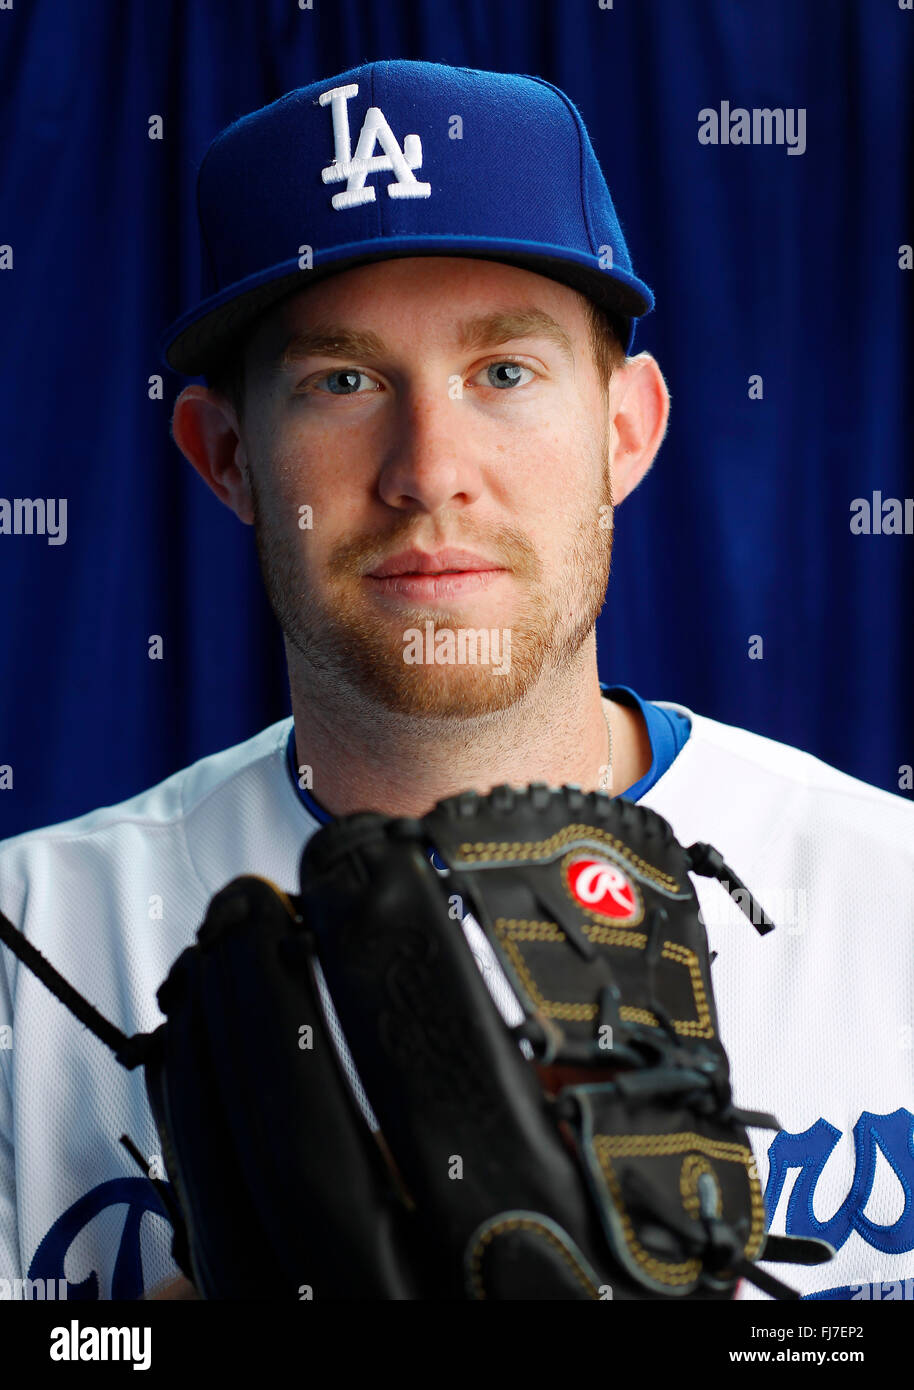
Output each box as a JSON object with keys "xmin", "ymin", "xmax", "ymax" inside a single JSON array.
[{"xmin": 319, "ymin": 83, "xmax": 431, "ymax": 209}]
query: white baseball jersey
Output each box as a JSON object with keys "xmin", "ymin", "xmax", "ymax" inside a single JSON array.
[{"xmin": 1, "ymin": 700, "xmax": 912, "ymax": 1301}]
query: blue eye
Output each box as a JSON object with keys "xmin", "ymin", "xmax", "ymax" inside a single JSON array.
[
  {"xmin": 485, "ymin": 362, "xmax": 533, "ymax": 389},
  {"xmin": 318, "ymin": 369, "xmax": 373, "ymax": 394}
]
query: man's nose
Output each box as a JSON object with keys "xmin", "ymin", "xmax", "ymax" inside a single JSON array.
[{"xmin": 375, "ymin": 384, "xmax": 484, "ymax": 513}]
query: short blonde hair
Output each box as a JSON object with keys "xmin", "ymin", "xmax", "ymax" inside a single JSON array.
[{"xmin": 584, "ymin": 299, "xmax": 628, "ymax": 394}]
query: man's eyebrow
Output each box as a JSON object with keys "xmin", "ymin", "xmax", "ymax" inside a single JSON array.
[
  {"xmin": 276, "ymin": 327, "xmax": 388, "ymax": 367},
  {"xmin": 456, "ymin": 309, "xmax": 574, "ymax": 363},
  {"xmin": 273, "ymin": 308, "xmax": 575, "ymax": 369}
]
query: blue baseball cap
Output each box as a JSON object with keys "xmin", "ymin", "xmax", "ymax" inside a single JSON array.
[{"xmin": 161, "ymin": 59, "xmax": 654, "ymax": 377}]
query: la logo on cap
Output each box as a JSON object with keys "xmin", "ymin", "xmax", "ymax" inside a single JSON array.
[{"xmin": 319, "ymin": 83, "xmax": 432, "ymax": 210}]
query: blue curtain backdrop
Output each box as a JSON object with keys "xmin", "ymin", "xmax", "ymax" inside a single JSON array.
[{"xmin": 1, "ymin": 0, "xmax": 911, "ymax": 840}]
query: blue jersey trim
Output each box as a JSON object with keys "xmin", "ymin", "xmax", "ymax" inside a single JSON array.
[
  {"xmin": 287, "ymin": 687, "xmax": 691, "ymax": 822},
  {"xmin": 600, "ymin": 683, "xmax": 691, "ymax": 801},
  {"xmin": 286, "ymin": 725, "xmax": 334, "ymax": 826}
]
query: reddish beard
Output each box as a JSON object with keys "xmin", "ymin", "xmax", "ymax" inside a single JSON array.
[{"xmin": 249, "ymin": 461, "xmax": 613, "ymax": 719}]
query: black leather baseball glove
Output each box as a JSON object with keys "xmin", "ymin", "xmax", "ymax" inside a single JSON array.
[{"xmin": 0, "ymin": 783, "xmax": 835, "ymax": 1300}]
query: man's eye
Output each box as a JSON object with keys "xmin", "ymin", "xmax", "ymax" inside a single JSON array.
[
  {"xmin": 314, "ymin": 369, "xmax": 377, "ymax": 395},
  {"xmin": 477, "ymin": 362, "xmax": 535, "ymax": 390}
]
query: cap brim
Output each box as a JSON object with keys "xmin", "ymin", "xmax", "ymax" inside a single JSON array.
[{"xmin": 161, "ymin": 239, "xmax": 654, "ymax": 376}]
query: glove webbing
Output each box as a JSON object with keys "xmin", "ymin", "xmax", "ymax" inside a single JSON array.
[{"xmin": 685, "ymin": 842, "xmax": 775, "ymax": 935}]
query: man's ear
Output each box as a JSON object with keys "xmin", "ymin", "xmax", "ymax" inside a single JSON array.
[
  {"xmin": 171, "ymin": 386, "xmax": 254, "ymax": 525},
  {"xmin": 607, "ymin": 353, "xmax": 671, "ymax": 505}
]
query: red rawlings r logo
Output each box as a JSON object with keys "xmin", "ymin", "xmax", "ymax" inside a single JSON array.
[{"xmin": 567, "ymin": 858, "xmax": 637, "ymax": 920}]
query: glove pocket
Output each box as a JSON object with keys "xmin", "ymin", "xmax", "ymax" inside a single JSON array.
[
  {"xmin": 565, "ymin": 1084, "xmax": 766, "ymax": 1299},
  {"xmin": 148, "ymin": 875, "xmax": 430, "ymax": 1299},
  {"xmin": 303, "ymin": 833, "xmax": 621, "ymax": 1299}
]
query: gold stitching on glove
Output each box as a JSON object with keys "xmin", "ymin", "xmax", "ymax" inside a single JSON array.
[
  {"xmin": 493, "ymin": 921, "xmax": 714, "ymax": 1038},
  {"xmin": 592, "ymin": 1132, "xmax": 766, "ymax": 1284},
  {"xmin": 467, "ymin": 1216, "xmax": 602, "ymax": 1300},
  {"xmin": 455, "ymin": 824, "xmax": 681, "ymax": 893},
  {"xmin": 660, "ymin": 943, "xmax": 713, "ymax": 1038},
  {"xmin": 680, "ymin": 1154, "xmax": 719, "ymax": 1220}
]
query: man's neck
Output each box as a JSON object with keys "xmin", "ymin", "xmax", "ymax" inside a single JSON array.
[{"xmin": 287, "ymin": 645, "xmax": 653, "ymax": 819}]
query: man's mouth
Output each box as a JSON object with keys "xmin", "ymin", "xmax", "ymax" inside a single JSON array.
[
  {"xmin": 366, "ymin": 548, "xmax": 504, "ymax": 578},
  {"xmin": 365, "ymin": 549, "xmax": 508, "ymax": 601}
]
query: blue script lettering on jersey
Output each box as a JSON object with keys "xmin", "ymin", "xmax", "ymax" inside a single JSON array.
[
  {"xmin": 806, "ymin": 1279, "xmax": 914, "ymax": 1300},
  {"xmin": 29, "ymin": 1178, "xmax": 173, "ymax": 1300},
  {"xmin": 765, "ymin": 1109, "xmax": 914, "ymax": 1254},
  {"xmin": 29, "ymin": 1109, "xmax": 914, "ymax": 1296}
]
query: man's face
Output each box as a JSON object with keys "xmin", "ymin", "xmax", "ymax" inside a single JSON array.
[{"xmin": 237, "ymin": 257, "xmax": 613, "ymax": 719}]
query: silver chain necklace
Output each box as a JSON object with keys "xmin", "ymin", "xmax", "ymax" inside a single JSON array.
[{"xmin": 598, "ymin": 701, "xmax": 614, "ymax": 794}]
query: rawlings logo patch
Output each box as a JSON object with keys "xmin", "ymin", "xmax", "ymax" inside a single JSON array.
[{"xmin": 566, "ymin": 857, "xmax": 639, "ymax": 920}]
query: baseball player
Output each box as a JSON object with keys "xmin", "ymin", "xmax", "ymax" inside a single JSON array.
[{"xmin": 1, "ymin": 59, "xmax": 912, "ymax": 1303}]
